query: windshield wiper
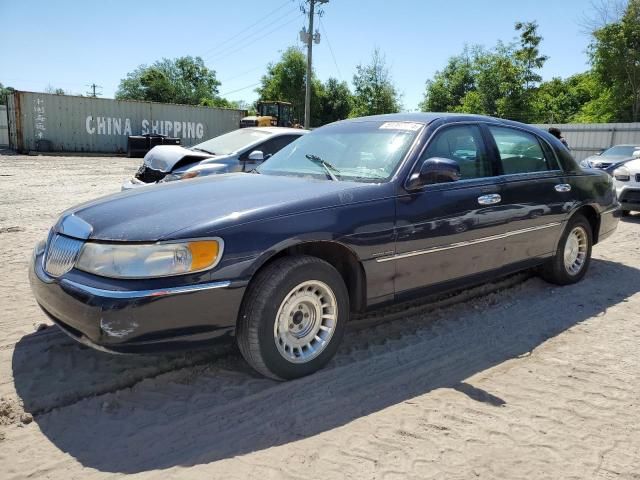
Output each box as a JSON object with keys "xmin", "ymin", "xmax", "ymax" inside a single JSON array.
[
  {"xmin": 305, "ymin": 154, "xmax": 341, "ymax": 181},
  {"xmin": 191, "ymin": 147, "xmax": 214, "ymax": 154}
]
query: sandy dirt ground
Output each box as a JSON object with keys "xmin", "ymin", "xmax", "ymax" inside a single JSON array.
[{"xmin": 0, "ymin": 153, "xmax": 639, "ymax": 480}]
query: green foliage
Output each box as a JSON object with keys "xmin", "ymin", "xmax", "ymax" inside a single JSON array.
[
  {"xmin": 199, "ymin": 97, "xmax": 246, "ymax": 110},
  {"xmin": 351, "ymin": 48, "xmax": 402, "ymax": 117},
  {"xmin": 0, "ymin": 82, "xmax": 15, "ymax": 105},
  {"xmin": 514, "ymin": 21, "xmax": 549, "ymax": 89},
  {"xmin": 45, "ymin": 85, "xmax": 65, "ymax": 95},
  {"xmin": 419, "ymin": 49, "xmax": 475, "ymax": 112},
  {"xmin": 115, "ymin": 56, "xmax": 222, "ymax": 106},
  {"xmin": 589, "ymin": 0, "xmax": 640, "ymax": 121},
  {"xmin": 532, "ymin": 72, "xmax": 615, "ymax": 123},
  {"xmin": 256, "ymin": 47, "xmax": 321, "ymax": 124},
  {"xmin": 316, "ymin": 78, "xmax": 353, "ymax": 125},
  {"xmin": 420, "ymin": 38, "xmax": 537, "ymax": 122}
]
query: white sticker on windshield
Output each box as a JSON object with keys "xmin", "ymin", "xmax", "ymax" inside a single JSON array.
[{"xmin": 379, "ymin": 122, "xmax": 422, "ymax": 131}]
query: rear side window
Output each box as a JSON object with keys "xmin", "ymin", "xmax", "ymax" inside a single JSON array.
[
  {"xmin": 420, "ymin": 125, "xmax": 492, "ymax": 180},
  {"xmin": 489, "ymin": 126, "xmax": 559, "ymax": 174}
]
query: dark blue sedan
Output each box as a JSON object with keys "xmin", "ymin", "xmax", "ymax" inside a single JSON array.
[{"xmin": 30, "ymin": 113, "xmax": 620, "ymax": 379}]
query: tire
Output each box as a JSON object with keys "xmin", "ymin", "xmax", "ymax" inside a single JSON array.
[
  {"xmin": 539, "ymin": 214, "xmax": 593, "ymax": 285},
  {"xmin": 237, "ymin": 255, "xmax": 349, "ymax": 380}
]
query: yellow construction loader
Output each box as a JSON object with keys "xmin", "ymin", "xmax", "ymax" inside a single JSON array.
[{"xmin": 240, "ymin": 101, "xmax": 295, "ymax": 128}]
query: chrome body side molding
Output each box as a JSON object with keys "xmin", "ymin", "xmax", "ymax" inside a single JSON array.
[{"xmin": 377, "ymin": 222, "xmax": 562, "ymax": 263}]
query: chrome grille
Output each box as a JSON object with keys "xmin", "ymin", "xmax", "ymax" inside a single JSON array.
[{"xmin": 44, "ymin": 234, "xmax": 85, "ymax": 277}]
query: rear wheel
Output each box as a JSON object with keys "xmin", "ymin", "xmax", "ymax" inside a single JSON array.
[
  {"xmin": 237, "ymin": 255, "xmax": 348, "ymax": 380},
  {"xmin": 539, "ymin": 214, "xmax": 592, "ymax": 285}
]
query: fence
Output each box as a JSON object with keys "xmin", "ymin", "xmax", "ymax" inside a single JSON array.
[
  {"xmin": 533, "ymin": 123, "xmax": 640, "ymax": 161},
  {"xmin": 6, "ymin": 91, "xmax": 247, "ymax": 154},
  {"xmin": 0, "ymin": 105, "xmax": 8, "ymax": 146}
]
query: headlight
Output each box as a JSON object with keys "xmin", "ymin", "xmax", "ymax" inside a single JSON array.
[
  {"xmin": 580, "ymin": 159, "xmax": 592, "ymax": 168},
  {"xmin": 75, "ymin": 239, "xmax": 222, "ymax": 279},
  {"xmin": 613, "ymin": 166, "xmax": 630, "ymax": 181},
  {"xmin": 160, "ymin": 171, "xmax": 201, "ymax": 183}
]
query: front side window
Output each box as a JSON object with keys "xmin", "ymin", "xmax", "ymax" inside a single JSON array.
[
  {"xmin": 419, "ymin": 124, "xmax": 492, "ymax": 180},
  {"xmin": 489, "ymin": 126, "xmax": 558, "ymax": 174},
  {"xmin": 257, "ymin": 121, "xmax": 423, "ymax": 182}
]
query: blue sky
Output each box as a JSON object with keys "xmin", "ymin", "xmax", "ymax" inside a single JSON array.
[{"xmin": 0, "ymin": 0, "xmax": 597, "ymax": 110}]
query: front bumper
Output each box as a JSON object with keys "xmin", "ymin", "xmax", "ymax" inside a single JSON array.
[
  {"xmin": 29, "ymin": 250, "xmax": 244, "ymax": 353},
  {"xmin": 617, "ymin": 186, "xmax": 640, "ymax": 211}
]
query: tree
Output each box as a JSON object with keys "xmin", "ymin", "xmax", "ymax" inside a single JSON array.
[
  {"xmin": 115, "ymin": 56, "xmax": 221, "ymax": 105},
  {"xmin": 419, "ymin": 49, "xmax": 475, "ymax": 112},
  {"xmin": 419, "ymin": 22, "xmax": 547, "ymax": 122},
  {"xmin": 256, "ymin": 47, "xmax": 323, "ymax": 124},
  {"xmin": 531, "ymin": 72, "xmax": 616, "ymax": 123},
  {"xmin": 0, "ymin": 83, "xmax": 15, "ymax": 105},
  {"xmin": 317, "ymin": 78, "xmax": 353, "ymax": 124},
  {"xmin": 351, "ymin": 48, "xmax": 402, "ymax": 117},
  {"xmin": 44, "ymin": 84, "xmax": 65, "ymax": 95},
  {"xmin": 514, "ymin": 21, "xmax": 548, "ymax": 90},
  {"xmin": 589, "ymin": 0, "xmax": 640, "ymax": 121}
]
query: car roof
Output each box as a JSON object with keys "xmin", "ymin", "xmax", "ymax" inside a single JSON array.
[
  {"xmin": 244, "ymin": 127, "xmax": 309, "ymax": 135},
  {"xmin": 608, "ymin": 144, "xmax": 640, "ymax": 148},
  {"xmin": 333, "ymin": 112, "xmax": 522, "ymax": 127}
]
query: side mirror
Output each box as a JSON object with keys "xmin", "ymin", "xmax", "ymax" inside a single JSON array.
[
  {"xmin": 407, "ymin": 157, "xmax": 461, "ymax": 190},
  {"xmin": 247, "ymin": 150, "xmax": 264, "ymax": 161}
]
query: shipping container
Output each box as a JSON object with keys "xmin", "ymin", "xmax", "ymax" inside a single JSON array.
[
  {"xmin": 6, "ymin": 91, "xmax": 247, "ymax": 154},
  {"xmin": 0, "ymin": 105, "xmax": 8, "ymax": 146},
  {"xmin": 533, "ymin": 123, "xmax": 640, "ymax": 161}
]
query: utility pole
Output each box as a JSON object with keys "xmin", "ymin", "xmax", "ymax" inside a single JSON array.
[
  {"xmin": 300, "ymin": 0, "xmax": 328, "ymax": 128},
  {"xmin": 86, "ymin": 83, "xmax": 102, "ymax": 98}
]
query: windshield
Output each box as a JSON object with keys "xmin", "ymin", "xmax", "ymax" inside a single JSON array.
[
  {"xmin": 259, "ymin": 103, "xmax": 279, "ymax": 117},
  {"xmin": 192, "ymin": 128, "xmax": 271, "ymax": 155},
  {"xmin": 602, "ymin": 146, "xmax": 639, "ymax": 157},
  {"xmin": 256, "ymin": 121, "xmax": 423, "ymax": 182}
]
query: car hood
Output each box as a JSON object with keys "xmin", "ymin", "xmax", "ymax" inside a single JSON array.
[
  {"xmin": 61, "ymin": 174, "xmax": 388, "ymax": 242},
  {"xmin": 616, "ymin": 158, "xmax": 640, "ymax": 172},
  {"xmin": 584, "ymin": 154, "xmax": 633, "ymax": 165},
  {"xmin": 144, "ymin": 145, "xmax": 219, "ymax": 172}
]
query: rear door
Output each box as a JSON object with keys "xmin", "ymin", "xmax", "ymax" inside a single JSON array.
[
  {"xmin": 393, "ymin": 123, "xmax": 507, "ymax": 294},
  {"xmin": 485, "ymin": 125, "xmax": 567, "ymax": 265}
]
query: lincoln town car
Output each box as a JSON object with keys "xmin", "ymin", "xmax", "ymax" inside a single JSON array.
[{"xmin": 30, "ymin": 113, "xmax": 620, "ymax": 380}]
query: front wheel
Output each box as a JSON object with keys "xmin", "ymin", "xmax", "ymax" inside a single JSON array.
[
  {"xmin": 237, "ymin": 255, "xmax": 349, "ymax": 380},
  {"xmin": 539, "ymin": 214, "xmax": 592, "ymax": 285}
]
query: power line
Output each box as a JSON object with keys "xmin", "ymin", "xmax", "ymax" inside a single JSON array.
[
  {"xmin": 219, "ymin": 65, "xmax": 265, "ymax": 83},
  {"xmin": 199, "ymin": 1, "xmax": 293, "ymax": 58},
  {"xmin": 319, "ymin": 16, "xmax": 341, "ymax": 80},
  {"xmin": 219, "ymin": 82, "xmax": 261, "ymax": 97},
  {"xmin": 204, "ymin": 13, "xmax": 304, "ymax": 63}
]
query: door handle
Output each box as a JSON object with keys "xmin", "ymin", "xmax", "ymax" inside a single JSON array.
[
  {"xmin": 555, "ymin": 184, "xmax": 571, "ymax": 192},
  {"xmin": 478, "ymin": 194, "xmax": 501, "ymax": 205}
]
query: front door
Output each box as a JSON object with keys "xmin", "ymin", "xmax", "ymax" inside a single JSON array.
[{"xmin": 392, "ymin": 123, "xmax": 508, "ymax": 294}]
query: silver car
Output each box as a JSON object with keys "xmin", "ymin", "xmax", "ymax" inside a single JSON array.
[
  {"xmin": 122, "ymin": 127, "xmax": 307, "ymax": 190},
  {"xmin": 580, "ymin": 144, "xmax": 640, "ymax": 170}
]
